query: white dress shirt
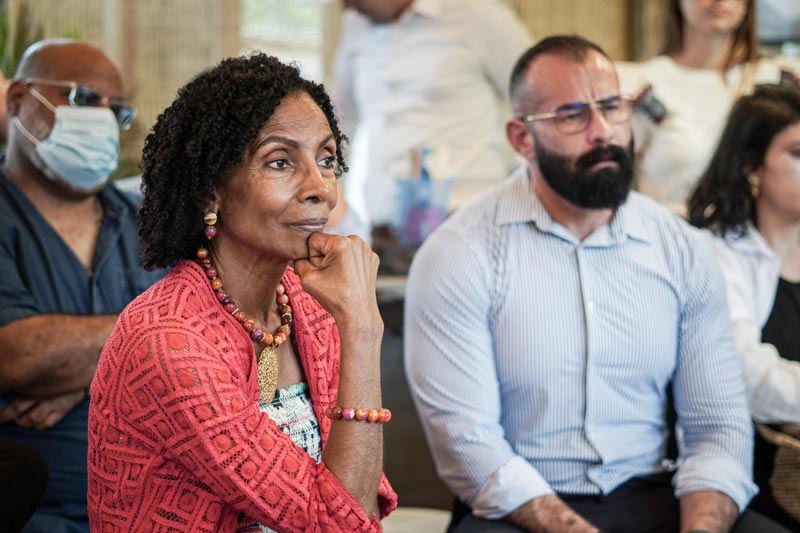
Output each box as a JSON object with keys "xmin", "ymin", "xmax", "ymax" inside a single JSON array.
[
  {"xmin": 330, "ymin": 0, "xmax": 532, "ymax": 226},
  {"xmin": 404, "ymin": 166, "xmax": 757, "ymax": 519},
  {"xmin": 704, "ymin": 225, "xmax": 800, "ymax": 424}
]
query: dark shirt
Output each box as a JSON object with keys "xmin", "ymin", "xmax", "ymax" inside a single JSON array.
[
  {"xmin": 752, "ymin": 277, "xmax": 800, "ymax": 531},
  {"xmin": 0, "ymin": 168, "xmax": 166, "ymax": 529}
]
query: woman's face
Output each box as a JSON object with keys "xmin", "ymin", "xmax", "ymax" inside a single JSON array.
[
  {"xmin": 679, "ymin": 0, "xmax": 747, "ymax": 36},
  {"xmin": 756, "ymin": 121, "xmax": 800, "ymax": 223},
  {"xmin": 213, "ymin": 91, "xmax": 339, "ymax": 262}
]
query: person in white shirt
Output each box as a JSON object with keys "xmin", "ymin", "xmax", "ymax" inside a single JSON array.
[
  {"xmin": 329, "ymin": 0, "xmax": 532, "ymax": 233},
  {"xmin": 616, "ymin": 0, "xmax": 799, "ymax": 213},
  {"xmin": 688, "ymin": 83, "xmax": 800, "ymax": 530}
]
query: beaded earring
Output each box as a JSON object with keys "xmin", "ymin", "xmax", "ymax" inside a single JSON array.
[
  {"xmin": 196, "ymin": 210, "xmax": 288, "ymax": 402},
  {"xmin": 203, "ymin": 212, "xmax": 218, "ymax": 239}
]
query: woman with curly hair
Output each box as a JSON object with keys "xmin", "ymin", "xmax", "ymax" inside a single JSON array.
[
  {"xmin": 86, "ymin": 53, "xmax": 397, "ymax": 532},
  {"xmin": 688, "ymin": 83, "xmax": 800, "ymax": 530}
]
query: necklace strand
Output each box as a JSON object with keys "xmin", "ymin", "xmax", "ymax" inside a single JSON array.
[{"xmin": 196, "ymin": 245, "xmax": 293, "ymax": 401}]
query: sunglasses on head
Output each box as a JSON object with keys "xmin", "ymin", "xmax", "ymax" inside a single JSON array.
[{"xmin": 24, "ymin": 77, "xmax": 136, "ymax": 130}]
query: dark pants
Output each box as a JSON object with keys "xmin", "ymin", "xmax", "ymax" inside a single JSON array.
[
  {"xmin": 450, "ymin": 473, "xmax": 791, "ymax": 533},
  {"xmin": 0, "ymin": 440, "xmax": 48, "ymax": 533}
]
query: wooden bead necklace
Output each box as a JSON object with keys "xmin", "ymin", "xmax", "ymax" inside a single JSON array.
[{"xmin": 196, "ymin": 243, "xmax": 293, "ymax": 402}]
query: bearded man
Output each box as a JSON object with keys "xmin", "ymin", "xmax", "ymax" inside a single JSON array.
[{"xmin": 404, "ymin": 36, "xmax": 786, "ymax": 533}]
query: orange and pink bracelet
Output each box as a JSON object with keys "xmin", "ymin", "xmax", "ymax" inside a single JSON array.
[{"xmin": 325, "ymin": 406, "xmax": 392, "ymax": 423}]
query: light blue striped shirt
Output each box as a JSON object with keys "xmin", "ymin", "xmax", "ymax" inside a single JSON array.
[{"xmin": 404, "ymin": 165, "xmax": 757, "ymax": 519}]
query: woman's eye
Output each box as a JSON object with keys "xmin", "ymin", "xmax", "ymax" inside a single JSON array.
[
  {"xmin": 319, "ymin": 156, "xmax": 336, "ymax": 168},
  {"xmin": 267, "ymin": 159, "xmax": 291, "ymax": 170}
]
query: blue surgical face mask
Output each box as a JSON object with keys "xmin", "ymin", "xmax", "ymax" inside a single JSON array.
[{"xmin": 13, "ymin": 86, "xmax": 120, "ymax": 193}]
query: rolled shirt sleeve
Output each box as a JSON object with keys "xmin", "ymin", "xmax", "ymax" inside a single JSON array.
[{"xmin": 671, "ymin": 231, "xmax": 758, "ymax": 511}]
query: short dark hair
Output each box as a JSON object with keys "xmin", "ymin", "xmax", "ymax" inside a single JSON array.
[
  {"xmin": 509, "ymin": 35, "xmax": 610, "ymax": 106},
  {"xmin": 688, "ymin": 84, "xmax": 800, "ymax": 236},
  {"xmin": 138, "ymin": 52, "xmax": 347, "ymax": 269}
]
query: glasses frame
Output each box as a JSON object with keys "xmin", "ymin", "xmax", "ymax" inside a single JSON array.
[
  {"xmin": 520, "ymin": 95, "xmax": 634, "ymax": 134},
  {"xmin": 24, "ymin": 77, "xmax": 136, "ymax": 130}
]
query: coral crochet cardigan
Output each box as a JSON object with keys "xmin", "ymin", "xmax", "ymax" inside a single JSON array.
[{"xmin": 87, "ymin": 260, "xmax": 397, "ymax": 532}]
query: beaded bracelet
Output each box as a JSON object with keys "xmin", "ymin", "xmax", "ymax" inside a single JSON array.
[{"xmin": 325, "ymin": 406, "xmax": 392, "ymax": 423}]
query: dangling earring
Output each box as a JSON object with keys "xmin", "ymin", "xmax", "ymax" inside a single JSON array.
[
  {"xmin": 203, "ymin": 211, "xmax": 218, "ymax": 239},
  {"xmin": 197, "ymin": 211, "xmax": 218, "ymax": 285},
  {"xmin": 748, "ymin": 175, "xmax": 762, "ymax": 199}
]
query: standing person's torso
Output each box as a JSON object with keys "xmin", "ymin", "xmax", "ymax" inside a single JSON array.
[
  {"xmin": 339, "ymin": 0, "xmax": 530, "ymax": 224},
  {"xmin": 618, "ymin": 56, "xmax": 791, "ymax": 212}
]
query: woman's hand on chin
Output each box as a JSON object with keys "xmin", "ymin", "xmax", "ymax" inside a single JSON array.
[{"xmin": 293, "ymin": 232, "xmax": 383, "ymax": 334}]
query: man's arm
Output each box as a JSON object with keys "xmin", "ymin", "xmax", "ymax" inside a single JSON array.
[
  {"xmin": 679, "ymin": 491, "xmax": 739, "ymax": 533},
  {"xmin": 671, "ymin": 230, "xmax": 758, "ymax": 518},
  {"xmin": 506, "ymin": 495, "xmax": 598, "ymax": 532},
  {"xmin": 0, "ymin": 313, "xmax": 117, "ymax": 396},
  {"xmin": 405, "ymin": 225, "xmax": 560, "ymax": 523}
]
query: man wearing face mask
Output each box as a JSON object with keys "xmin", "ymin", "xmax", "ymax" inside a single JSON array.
[
  {"xmin": 0, "ymin": 39, "xmax": 165, "ymax": 532},
  {"xmin": 405, "ymin": 36, "xmax": 788, "ymax": 532}
]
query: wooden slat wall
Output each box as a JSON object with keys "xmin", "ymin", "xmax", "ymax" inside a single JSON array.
[{"xmin": 507, "ymin": 0, "xmax": 631, "ymax": 59}]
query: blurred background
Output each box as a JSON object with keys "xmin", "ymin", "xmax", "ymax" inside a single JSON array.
[
  {"xmin": 1, "ymin": 0, "xmax": 797, "ymax": 178},
  {"xmin": 1, "ymin": 0, "xmax": 798, "ymax": 515}
]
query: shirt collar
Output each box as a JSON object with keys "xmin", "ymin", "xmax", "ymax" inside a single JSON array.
[
  {"xmin": 725, "ymin": 222, "xmax": 778, "ymax": 260},
  {"xmin": 496, "ymin": 165, "xmax": 651, "ymax": 246}
]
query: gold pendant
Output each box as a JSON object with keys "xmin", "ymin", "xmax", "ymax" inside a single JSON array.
[{"xmin": 258, "ymin": 345, "xmax": 278, "ymax": 402}]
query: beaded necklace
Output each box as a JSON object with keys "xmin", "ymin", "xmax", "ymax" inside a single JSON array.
[{"xmin": 196, "ymin": 245, "xmax": 293, "ymax": 402}]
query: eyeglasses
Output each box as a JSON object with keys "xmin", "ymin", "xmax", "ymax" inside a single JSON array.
[
  {"xmin": 520, "ymin": 95, "xmax": 633, "ymax": 134},
  {"xmin": 24, "ymin": 77, "xmax": 136, "ymax": 130}
]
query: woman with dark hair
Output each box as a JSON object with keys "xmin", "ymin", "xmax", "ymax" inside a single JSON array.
[
  {"xmin": 688, "ymin": 83, "xmax": 800, "ymax": 530},
  {"xmin": 86, "ymin": 53, "xmax": 396, "ymax": 531},
  {"xmin": 617, "ymin": 0, "xmax": 799, "ymax": 213}
]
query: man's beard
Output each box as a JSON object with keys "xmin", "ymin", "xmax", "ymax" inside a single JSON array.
[{"xmin": 535, "ymin": 140, "xmax": 633, "ymax": 209}]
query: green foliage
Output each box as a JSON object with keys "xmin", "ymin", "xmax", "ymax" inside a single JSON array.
[{"xmin": 0, "ymin": 1, "xmax": 44, "ymax": 78}]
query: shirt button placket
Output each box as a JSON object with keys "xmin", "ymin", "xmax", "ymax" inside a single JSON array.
[{"xmin": 576, "ymin": 245, "xmax": 603, "ymax": 487}]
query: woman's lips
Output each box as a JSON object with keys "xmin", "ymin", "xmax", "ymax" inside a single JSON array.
[{"xmin": 289, "ymin": 219, "xmax": 327, "ymax": 232}]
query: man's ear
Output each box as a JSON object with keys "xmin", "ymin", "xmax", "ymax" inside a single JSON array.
[
  {"xmin": 6, "ymin": 78, "xmax": 28, "ymax": 117},
  {"xmin": 506, "ymin": 118, "xmax": 536, "ymax": 162}
]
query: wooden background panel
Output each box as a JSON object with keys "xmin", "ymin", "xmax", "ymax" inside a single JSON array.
[{"xmin": 508, "ymin": 0, "xmax": 632, "ymax": 60}]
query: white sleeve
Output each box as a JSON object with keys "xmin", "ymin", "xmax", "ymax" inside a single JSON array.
[
  {"xmin": 476, "ymin": 0, "xmax": 534, "ymax": 98},
  {"xmin": 328, "ymin": 11, "xmax": 360, "ymax": 142},
  {"xmin": 710, "ymin": 237, "xmax": 800, "ymax": 424}
]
